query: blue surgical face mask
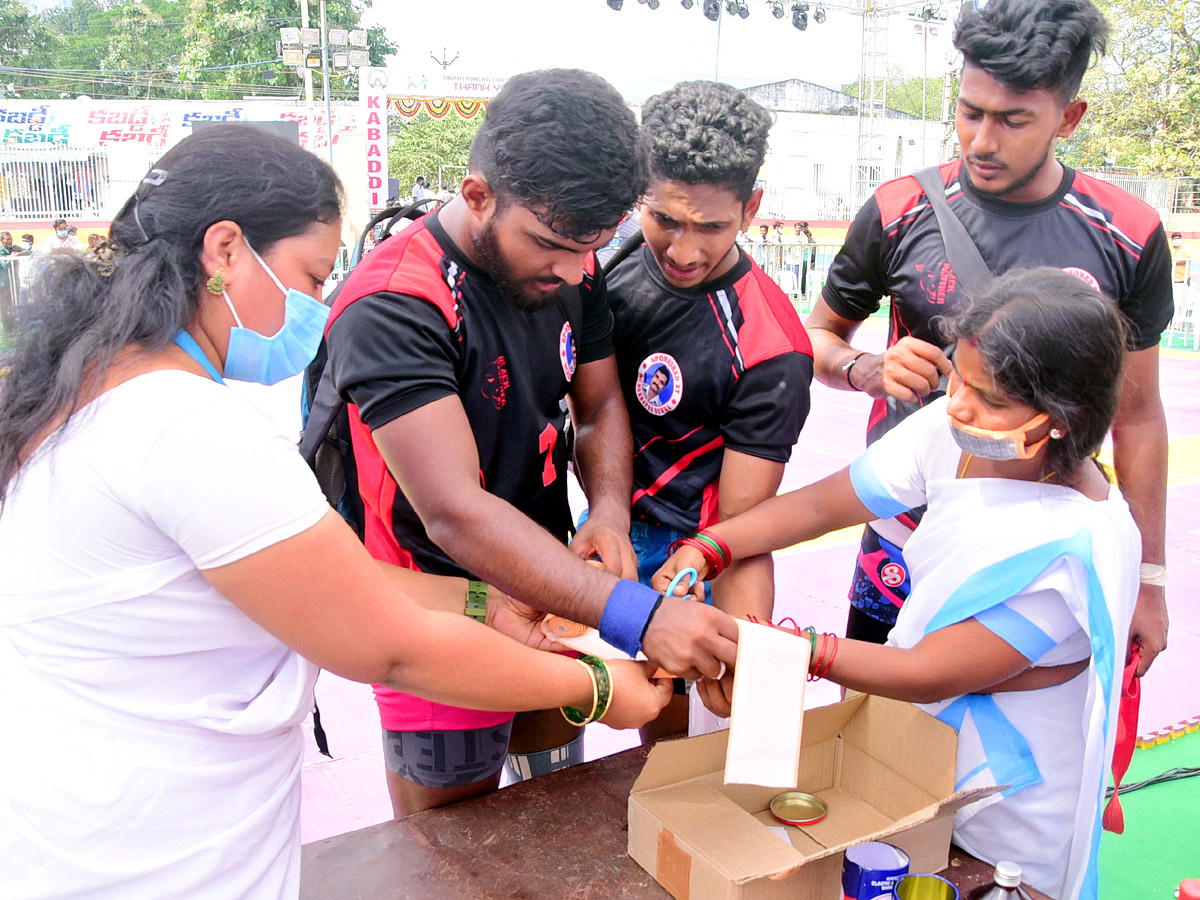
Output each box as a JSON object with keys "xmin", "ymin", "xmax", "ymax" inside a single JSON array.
[
  {"xmin": 56, "ymin": 230, "xmax": 69, "ymax": 239},
  {"xmin": 221, "ymin": 242, "xmax": 330, "ymax": 385}
]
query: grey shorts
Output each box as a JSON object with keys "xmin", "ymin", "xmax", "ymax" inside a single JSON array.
[{"xmin": 382, "ymin": 722, "xmax": 514, "ymax": 788}]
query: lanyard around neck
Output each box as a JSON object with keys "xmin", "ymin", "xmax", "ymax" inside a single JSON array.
[{"xmin": 173, "ymin": 330, "xmax": 225, "ymax": 385}]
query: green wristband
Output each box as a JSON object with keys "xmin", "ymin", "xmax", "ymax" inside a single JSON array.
[{"xmin": 465, "ymin": 580, "xmax": 489, "ymax": 621}]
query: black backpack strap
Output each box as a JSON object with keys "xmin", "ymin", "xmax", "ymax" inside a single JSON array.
[
  {"xmin": 601, "ymin": 228, "xmax": 644, "ymax": 278},
  {"xmin": 912, "ymin": 166, "xmax": 993, "ymax": 296},
  {"xmin": 299, "ymin": 368, "xmax": 344, "ymax": 467}
]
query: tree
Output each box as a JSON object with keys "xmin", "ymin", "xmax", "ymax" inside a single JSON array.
[
  {"xmin": 388, "ymin": 112, "xmax": 483, "ymax": 196},
  {"xmin": 1062, "ymin": 0, "xmax": 1200, "ymax": 175},
  {"xmin": 840, "ymin": 71, "xmax": 955, "ymax": 121},
  {"xmin": 0, "ymin": 1, "xmax": 63, "ymax": 98},
  {"xmin": 5, "ymin": 0, "xmax": 394, "ymax": 100},
  {"xmin": 180, "ymin": 0, "xmax": 395, "ymax": 100}
]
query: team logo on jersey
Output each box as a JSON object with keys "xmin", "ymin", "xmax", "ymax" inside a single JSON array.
[
  {"xmin": 559, "ymin": 322, "xmax": 577, "ymax": 381},
  {"xmin": 880, "ymin": 562, "xmax": 907, "ymax": 588},
  {"xmin": 482, "ymin": 355, "xmax": 510, "ymax": 410},
  {"xmin": 1062, "ymin": 267, "xmax": 1100, "ymax": 291},
  {"xmin": 915, "ymin": 262, "xmax": 957, "ymax": 305},
  {"xmin": 636, "ymin": 352, "xmax": 683, "ymax": 416}
]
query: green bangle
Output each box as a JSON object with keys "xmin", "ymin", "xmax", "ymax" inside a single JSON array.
[
  {"xmin": 465, "ymin": 580, "xmax": 489, "ymax": 621},
  {"xmin": 692, "ymin": 532, "xmax": 729, "ymax": 565},
  {"xmin": 561, "ymin": 654, "xmax": 613, "ymax": 726}
]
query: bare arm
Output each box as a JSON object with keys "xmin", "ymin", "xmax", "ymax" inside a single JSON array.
[
  {"xmin": 372, "ymin": 395, "xmax": 616, "ymax": 624},
  {"xmin": 566, "ymin": 355, "xmax": 637, "ymax": 579},
  {"xmin": 805, "ymin": 297, "xmax": 951, "ymax": 401},
  {"xmin": 702, "ymin": 617, "xmax": 1046, "ymax": 716},
  {"xmin": 709, "ymin": 450, "xmax": 787, "ymax": 620},
  {"xmin": 372, "ymin": 395, "xmax": 738, "ymax": 678},
  {"xmin": 202, "ymin": 511, "xmax": 672, "ymax": 727},
  {"xmin": 1111, "ymin": 345, "xmax": 1169, "ymax": 675},
  {"xmin": 655, "ymin": 467, "xmax": 875, "ymax": 589}
]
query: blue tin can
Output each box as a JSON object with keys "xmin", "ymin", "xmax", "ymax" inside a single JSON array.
[{"xmin": 842, "ymin": 841, "xmax": 911, "ymax": 900}]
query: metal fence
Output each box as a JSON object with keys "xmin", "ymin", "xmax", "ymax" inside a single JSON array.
[
  {"xmin": 0, "ymin": 148, "xmax": 112, "ymax": 221},
  {"xmin": 740, "ymin": 241, "xmax": 847, "ymax": 314}
]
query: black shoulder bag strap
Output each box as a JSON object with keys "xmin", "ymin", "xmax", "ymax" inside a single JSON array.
[
  {"xmin": 601, "ymin": 228, "xmax": 644, "ymax": 278},
  {"xmin": 912, "ymin": 166, "xmax": 993, "ymax": 296}
]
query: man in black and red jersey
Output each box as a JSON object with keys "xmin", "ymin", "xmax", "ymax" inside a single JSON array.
[
  {"xmin": 806, "ymin": 0, "xmax": 1173, "ymax": 674},
  {"xmin": 324, "ymin": 70, "xmax": 738, "ymax": 817},
  {"xmin": 608, "ymin": 80, "xmax": 813, "ymax": 614},
  {"xmin": 604, "ymin": 82, "xmax": 814, "ymax": 734}
]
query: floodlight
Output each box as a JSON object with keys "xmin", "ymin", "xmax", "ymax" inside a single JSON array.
[
  {"xmin": 792, "ymin": 3, "xmax": 808, "ymax": 29},
  {"xmin": 921, "ymin": 3, "xmax": 935, "ymax": 20},
  {"xmin": 681, "ymin": 0, "xmax": 694, "ymax": 7},
  {"xmin": 648, "ymin": 0, "xmax": 660, "ymax": 7},
  {"xmin": 771, "ymin": 1, "xmax": 786, "ymax": 17},
  {"xmin": 814, "ymin": 5, "xmax": 826, "ymax": 22},
  {"xmin": 607, "ymin": 0, "xmax": 623, "ymax": 9},
  {"xmin": 702, "ymin": 0, "xmax": 720, "ymax": 19},
  {"xmin": 738, "ymin": 2, "xmax": 749, "ymax": 16}
]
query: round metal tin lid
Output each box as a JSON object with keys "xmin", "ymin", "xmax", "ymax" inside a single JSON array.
[{"xmin": 769, "ymin": 791, "xmax": 828, "ymax": 826}]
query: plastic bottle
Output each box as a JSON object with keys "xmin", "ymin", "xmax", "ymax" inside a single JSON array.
[{"xmin": 965, "ymin": 861, "xmax": 1035, "ymax": 900}]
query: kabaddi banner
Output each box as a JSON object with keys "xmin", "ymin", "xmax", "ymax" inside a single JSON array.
[
  {"xmin": 359, "ymin": 68, "xmax": 389, "ymax": 214},
  {"xmin": 0, "ymin": 101, "xmax": 361, "ymax": 154}
]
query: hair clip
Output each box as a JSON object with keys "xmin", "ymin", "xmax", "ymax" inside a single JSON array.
[{"xmin": 142, "ymin": 168, "xmax": 168, "ymax": 187}]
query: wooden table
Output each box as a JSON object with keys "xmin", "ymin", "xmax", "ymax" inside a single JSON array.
[{"xmin": 301, "ymin": 745, "xmax": 1049, "ymax": 899}]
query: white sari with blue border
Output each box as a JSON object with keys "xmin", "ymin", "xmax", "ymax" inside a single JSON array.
[{"xmin": 848, "ymin": 399, "xmax": 1139, "ymax": 900}]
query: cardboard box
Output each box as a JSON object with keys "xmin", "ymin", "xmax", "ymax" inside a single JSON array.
[{"xmin": 628, "ymin": 694, "xmax": 993, "ymax": 900}]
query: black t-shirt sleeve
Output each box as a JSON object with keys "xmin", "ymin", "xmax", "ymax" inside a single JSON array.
[
  {"xmin": 721, "ymin": 352, "xmax": 814, "ymax": 463},
  {"xmin": 1122, "ymin": 225, "xmax": 1175, "ymax": 351},
  {"xmin": 326, "ymin": 291, "xmax": 459, "ymax": 431},
  {"xmin": 577, "ymin": 264, "xmax": 615, "ymax": 364},
  {"xmin": 821, "ymin": 195, "xmax": 891, "ymax": 322}
]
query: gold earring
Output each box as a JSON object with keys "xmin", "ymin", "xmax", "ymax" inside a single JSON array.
[{"xmin": 206, "ymin": 269, "xmax": 226, "ymax": 295}]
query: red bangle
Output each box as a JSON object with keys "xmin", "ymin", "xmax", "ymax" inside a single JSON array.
[
  {"xmin": 667, "ymin": 536, "xmax": 727, "ymax": 578},
  {"xmin": 808, "ymin": 634, "xmax": 829, "ymax": 681},
  {"xmin": 814, "ymin": 633, "xmax": 839, "ymax": 680},
  {"xmin": 694, "ymin": 528, "xmax": 732, "ymax": 568}
]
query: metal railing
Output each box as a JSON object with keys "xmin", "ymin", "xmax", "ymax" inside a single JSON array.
[
  {"xmin": 0, "ymin": 148, "xmax": 112, "ymax": 221},
  {"xmin": 739, "ymin": 241, "xmax": 849, "ymax": 314}
]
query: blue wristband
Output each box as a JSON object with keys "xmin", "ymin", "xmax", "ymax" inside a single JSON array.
[{"xmin": 599, "ymin": 579, "xmax": 663, "ymax": 657}]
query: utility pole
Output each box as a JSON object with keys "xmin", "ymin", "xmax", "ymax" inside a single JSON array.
[
  {"xmin": 300, "ymin": 0, "xmax": 314, "ymax": 107},
  {"xmin": 320, "ymin": 0, "xmax": 333, "ymax": 165}
]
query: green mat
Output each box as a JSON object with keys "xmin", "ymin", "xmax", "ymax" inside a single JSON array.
[{"xmin": 1099, "ymin": 728, "xmax": 1200, "ymax": 898}]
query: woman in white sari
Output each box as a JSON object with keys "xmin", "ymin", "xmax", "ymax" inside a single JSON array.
[{"xmin": 657, "ymin": 267, "xmax": 1139, "ymax": 900}]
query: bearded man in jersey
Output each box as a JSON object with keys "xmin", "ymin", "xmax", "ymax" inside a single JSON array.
[
  {"xmin": 805, "ymin": 0, "xmax": 1173, "ymax": 674},
  {"xmin": 325, "ymin": 69, "xmax": 738, "ymax": 817},
  {"xmin": 601, "ymin": 81, "xmax": 814, "ymax": 734}
]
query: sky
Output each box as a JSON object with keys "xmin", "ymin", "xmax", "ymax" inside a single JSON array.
[{"xmin": 364, "ymin": 0, "xmax": 961, "ymax": 104}]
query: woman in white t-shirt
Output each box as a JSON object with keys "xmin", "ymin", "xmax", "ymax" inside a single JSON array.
[
  {"xmin": 0, "ymin": 126, "xmax": 679, "ymax": 899},
  {"xmin": 656, "ymin": 268, "xmax": 1140, "ymax": 900}
]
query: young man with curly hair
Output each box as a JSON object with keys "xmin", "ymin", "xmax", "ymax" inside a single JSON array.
[
  {"xmin": 324, "ymin": 70, "xmax": 738, "ymax": 815},
  {"xmin": 805, "ymin": 0, "xmax": 1173, "ymax": 677},
  {"xmin": 597, "ymin": 81, "xmax": 815, "ymax": 734}
]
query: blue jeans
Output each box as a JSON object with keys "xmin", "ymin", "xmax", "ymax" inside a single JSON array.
[{"xmin": 576, "ymin": 510, "xmax": 712, "ymax": 603}]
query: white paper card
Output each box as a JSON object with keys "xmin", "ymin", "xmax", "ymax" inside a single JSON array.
[{"xmin": 723, "ymin": 619, "xmax": 808, "ymax": 787}]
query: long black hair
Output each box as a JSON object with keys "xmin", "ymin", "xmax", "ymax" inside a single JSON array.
[
  {"xmin": 941, "ymin": 266, "xmax": 1126, "ymax": 477},
  {"xmin": 0, "ymin": 124, "xmax": 343, "ymax": 502}
]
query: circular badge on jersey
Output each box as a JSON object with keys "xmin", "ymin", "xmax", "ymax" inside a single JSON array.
[
  {"xmin": 1062, "ymin": 266, "xmax": 1101, "ymax": 292},
  {"xmin": 880, "ymin": 562, "xmax": 907, "ymax": 589},
  {"xmin": 559, "ymin": 321, "xmax": 577, "ymax": 382},
  {"xmin": 636, "ymin": 352, "xmax": 683, "ymax": 416}
]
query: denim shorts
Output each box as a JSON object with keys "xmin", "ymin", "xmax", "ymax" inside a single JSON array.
[{"xmin": 576, "ymin": 510, "xmax": 712, "ymax": 603}]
